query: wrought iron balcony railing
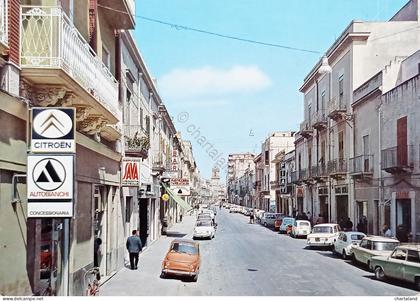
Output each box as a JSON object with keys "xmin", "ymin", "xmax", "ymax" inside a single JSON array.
[
  {"xmin": 327, "ymin": 158, "xmax": 347, "ymax": 175},
  {"xmin": 382, "ymin": 145, "xmax": 414, "ymax": 174},
  {"xmin": 124, "ymin": 125, "xmax": 150, "ymax": 157},
  {"xmin": 349, "ymin": 155, "xmax": 373, "ymax": 175},
  {"xmin": 20, "ymin": 6, "xmax": 120, "ymax": 119}
]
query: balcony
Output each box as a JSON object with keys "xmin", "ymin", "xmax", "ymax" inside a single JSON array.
[
  {"xmin": 349, "ymin": 155, "xmax": 373, "ymax": 177},
  {"xmin": 382, "ymin": 145, "xmax": 414, "ymax": 174},
  {"xmin": 124, "ymin": 125, "xmax": 150, "ymax": 158},
  {"xmin": 327, "ymin": 159, "xmax": 347, "ymax": 179},
  {"xmin": 299, "ymin": 121, "xmax": 313, "ymax": 139},
  {"xmin": 98, "ymin": 0, "xmax": 135, "ymax": 30},
  {"xmin": 20, "ymin": 6, "xmax": 121, "ymax": 137},
  {"xmin": 270, "ymin": 180, "xmax": 281, "ymax": 189},
  {"xmin": 0, "ymin": 0, "xmax": 7, "ymax": 55},
  {"xmin": 312, "ymin": 110, "xmax": 328, "ymax": 131},
  {"xmin": 328, "ymin": 96, "xmax": 347, "ymax": 121}
]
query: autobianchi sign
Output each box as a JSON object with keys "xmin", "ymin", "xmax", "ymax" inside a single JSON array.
[
  {"xmin": 27, "ymin": 155, "xmax": 74, "ymax": 217},
  {"xmin": 31, "ymin": 108, "xmax": 75, "ymax": 153},
  {"xmin": 28, "ymin": 107, "xmax": 76, "ymax": 218}
]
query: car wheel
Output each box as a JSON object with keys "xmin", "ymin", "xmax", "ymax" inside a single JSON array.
[
  {"xmin": 375, "ymin": 267, "xmax": 386, "ymax": 281},
  {"xmin": 264, "ymin": 222, "xmax": 267, "ymax": 227},
  {"xmin": 342, "ymin": 250, "xmax": 347, "ymax": 260},
  {"xmin": 415, "ymin": 277, "xmax": 420, "ymax": 291},
  {"xmin": 160, "ymin": 271, "xmax": 166, "ymax": 279}
]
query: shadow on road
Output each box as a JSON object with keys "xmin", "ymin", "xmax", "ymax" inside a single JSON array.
[
  {"xmin": 362, "ymin": 275, "xmax": 418, "ymax": 292},
  {"xmin": 316, "ymin": 252, "xmax": 343, "ymax": 260},
  {"xmin": 166, "ymin": 232, "xmax": 187, "ymax": 238}
]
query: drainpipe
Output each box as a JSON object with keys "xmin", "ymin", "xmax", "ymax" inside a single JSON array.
[{"xmin": 378, "ymin": 102, "xmax": 384, "ymax": 234}]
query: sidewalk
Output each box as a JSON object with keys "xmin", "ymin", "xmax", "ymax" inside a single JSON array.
[{"xmin": 101, "ymin": 214, "xmax": 197, "ymax": 296}]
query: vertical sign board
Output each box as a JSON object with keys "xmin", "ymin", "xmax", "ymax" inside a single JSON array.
[
  {"xmin": 170, "ymin": 178, "xmax": 191, "ymax": 196},
  {"xmin": 31, "ymin": 108, "xmax": 76, "ymax": 153},
  {"xmin": 27, "ymin": 154, "xmax": 74, "ymax": 217},
  {"xmin": 122, "ymin": 158, "xmax": 141, "ymax": 186}
]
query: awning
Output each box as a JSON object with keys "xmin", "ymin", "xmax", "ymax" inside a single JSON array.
[{"xmin": 162, "ymin": 183, "xmax": 193, "ymax": 211}]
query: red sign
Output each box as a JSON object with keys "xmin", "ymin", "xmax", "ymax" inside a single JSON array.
[{"xmin": 122, "ymin": 159, "xmax": 140, "ymax": 186}]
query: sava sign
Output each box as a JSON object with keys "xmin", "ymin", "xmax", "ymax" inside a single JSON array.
[{"xmin": 122, "ymin": 158, "xmax": 140, "ymax": 186}]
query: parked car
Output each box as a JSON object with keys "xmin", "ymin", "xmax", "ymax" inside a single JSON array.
[
  {"xmin": 333, "ymin": 231, "xmax": 366, "ymax": 259},
  {"xmin": 200, "ymin": 209, "xmax": 215, "ymax": 220},
  {"xmin": 193, "ymin": 220, "xmax": 215, "ymax": 240},
  {"xmin": 279, "ymin": 217, "xmax": 295, "ymax": 234},
  {"xmin": 229, "ymin": 206, "xmax": 238, "ymax": 213},
  {"xmin": 161, "ymin": 239, "xmax": 200, "ymax": 281},
  {"xmin": 352, "ymin": 236, "xmax": 399, "ymax": 270},
  {"xmin": 307, "ymin": 223, "xmax": 340, "ymax": 249},
  {"xmin": 291, "ymin": 220, "xmax": 311, "ymax": 238},
  {"xmin": 261, "ymin": 213, "xmax": 283, "ymax": 228},
  {"xmin": 225, "ymin": 204, "xmax": 231, "ymax": 209},
  {"xmin": 371, "ymin": 244, "xmax": 420, "ymax": 290}
]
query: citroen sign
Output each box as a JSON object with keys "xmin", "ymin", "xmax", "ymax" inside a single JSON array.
[{"xmin": 31, "ymin": 108, "xmax": 75, "ymax": 153}]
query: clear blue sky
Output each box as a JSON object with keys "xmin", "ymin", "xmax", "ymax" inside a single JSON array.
[{"xmin": 134, "ymin": 0, "xmax": 408, "ymax": 179}]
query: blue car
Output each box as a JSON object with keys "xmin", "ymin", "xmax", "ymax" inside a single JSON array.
[{"xmin": 279, "ymin": 217, "xmax": 295, "ymax": 234}]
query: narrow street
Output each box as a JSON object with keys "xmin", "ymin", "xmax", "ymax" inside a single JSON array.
[{"xmin": 102, "ymin": 209, "xmax": 418, "ymax": 296}]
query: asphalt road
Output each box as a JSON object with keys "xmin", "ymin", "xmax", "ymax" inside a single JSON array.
[{"xmin": 101, "ymin": 208, "xmax": 419, "ymax": 296}]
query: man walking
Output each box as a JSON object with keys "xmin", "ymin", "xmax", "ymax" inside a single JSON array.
[{"xmin": 126, "ymin": 230, "xmax": 142, "ymax": 270}]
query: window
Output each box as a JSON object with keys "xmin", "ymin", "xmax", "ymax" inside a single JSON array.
[
  {"xmin": 308, "ymin": 104, "xmax": 312, "ymax": 125},
  {"xmin": 145, "ymin": 116, "xmax": 150, "ymax": 137},
  {"xmin": 391, "ymin": 248, "xmax": 407, "ymax": 261},
  {"xmin": 140, "ymin": 108, "xmax": 144, "ymax": 129},
  {"xmin": 407, "ymin": 250, "xmax": 420, "ymax": 263},
  {"xmin": 265, "ymin": 150, "xmax": 269, "ymax": 165},
  {"xmin": 338, "ymin": 75, "xmax": 344, "ymax": 103},
  {"xmin": 338, "ymin": 131, "xmax": 344, "ymax": 160},
  {"xmin": 321, "ymin": 91, "xmax": 326, "ymax": 113},
  {"xmin": 102, "ymin": 45, "xmax": 110, "ymax": 69}
]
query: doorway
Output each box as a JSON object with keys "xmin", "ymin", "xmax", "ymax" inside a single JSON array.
[
  {"xmin": 336, "ymin": 195, "xmax": 349, "ymax": 222},
  {"xmin": 139, "ymin": 198, "xmax": 149, "ymax": 247},
  {"xmin": 319, "ymin": 196, "xmax": 329, "ymax": 221},
  {"xmin": 396, "ymin": 198, "xmax": 411, "ymax": 242}
]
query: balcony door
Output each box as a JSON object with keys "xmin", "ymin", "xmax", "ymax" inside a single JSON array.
[
  {"xmin": 363, "ymin": 135, "xmax": 369, "ymax": 172},
  {"xmin": 397, "ymin": 116, "xmax": 407, "ymax": 166}
]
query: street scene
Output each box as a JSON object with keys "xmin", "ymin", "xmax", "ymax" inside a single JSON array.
[
  {"xmin": 1, "ymin": 0, "xmax": 420, "ymax": 298},
  {"xmin": 102, "ymin": 207, "xmax": 418, "ymax": 296}
]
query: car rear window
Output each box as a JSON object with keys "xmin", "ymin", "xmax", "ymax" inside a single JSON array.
[
  {"xmin": 350, "ymin": 234, "xmax": 365, "ymax": 240},
  {"xmin": 298, "ymin": 221, "xmax": 310, "ymax": 226},
  {"xmin": 313, "ymin": 226, "xmax": 332, "ymax": 233},
  {"xmin": 171, "ymin": 243, "xmax": 198, "ymax": 255},
  {"xmin": 373, "ymin": 241, "xmax": 399, "ymax": 251}
]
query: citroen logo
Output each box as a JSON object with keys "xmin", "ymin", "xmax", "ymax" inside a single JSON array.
[
  {"xmin": 33, "ymin": 158, "xmax": 66, "ymax": 191},
  {"xmin": 33, "ymin": 109, "xmax": 73, "ymax": 139}
]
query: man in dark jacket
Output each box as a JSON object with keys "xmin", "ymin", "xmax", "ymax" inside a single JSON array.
[{"xmin": 126, "ymin": 230, "xmax": 143, "ymax": 270}]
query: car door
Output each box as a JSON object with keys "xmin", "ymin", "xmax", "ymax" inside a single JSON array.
[
  {"xmin": 386, "ymin": 248, "xmax": 407, "ymax": 279},
  {"xmin": 335, "ymin": 232, "xmax": 344, "ymax": 253},
  {"xmin": 356, "ymin": 239, "xmax": 368, "ymax": 263},
  {"xmin": 402, "ymin": 249, "xmax": 420, "ymax": 283}
]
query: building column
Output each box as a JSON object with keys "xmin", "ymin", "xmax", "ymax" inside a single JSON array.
[
  {"xmin": 410, "ymin": 190, "xmax": 416, "ymax": 241},
  {"xmin": 391, "ymin": 192, "xmax": 396, "ymax": 235}
]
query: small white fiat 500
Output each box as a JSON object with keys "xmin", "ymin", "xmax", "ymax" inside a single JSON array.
[{"xmin": 307, "ymin": 223, "xmax": 340, "ymax": 249}]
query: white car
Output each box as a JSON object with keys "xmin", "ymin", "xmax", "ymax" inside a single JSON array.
[
  {"xmin": 352, "ymin": 236, "xmax": 400, "ymax": 270},
  {"xmin": 193, "ymin": 220, "xmax": 215, "ymax": 240},
  {"xmin": 307, "ymin": 223, "xmax": 340, "ymax": 249},
  {"xmin": 291, "ymin": 220, "xmax": 312, "ymax": 238},
  {"xmin": 333, "ymin": 231, "xmax": 366, "ymax": 259},
  {"xmin": 200, "ymin": 209, "xmax": 215, "ymax": 220}
]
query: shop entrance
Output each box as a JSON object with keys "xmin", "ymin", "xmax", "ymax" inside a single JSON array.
[
  {"xmin": 336, "ymin": 195, "xmax": 349, "ymax": 223},
  {"xmin": 139, "ymin": 198, "xmax": 149, "ymax": 247},
  {"xmin": 319, "ymin": 196, "xmax": 329, "ymax": 222},
  {"xmin": 396, "ymin": 198, "xmax": 411, "ymax": 242},
  {"xmin": 33, "ymin": 219, "xmax": 65, "ymax": 296}
]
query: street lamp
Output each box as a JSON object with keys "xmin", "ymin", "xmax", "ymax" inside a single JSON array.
[{"xmin": 319, "ymin": 55, "xmax": 332, "ymax": 74}]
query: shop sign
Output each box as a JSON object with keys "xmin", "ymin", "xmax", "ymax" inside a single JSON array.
[
  {"xmin": 31, "ymin": 108, "xmax": 75, "ymax": 153},
  {"xmin": 27, "ymin": 154, "xmax": 74, "ymax": 217},
  {"xmin": 122, "ymin": 158, "xmax": 141, "ymax": 186}
]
